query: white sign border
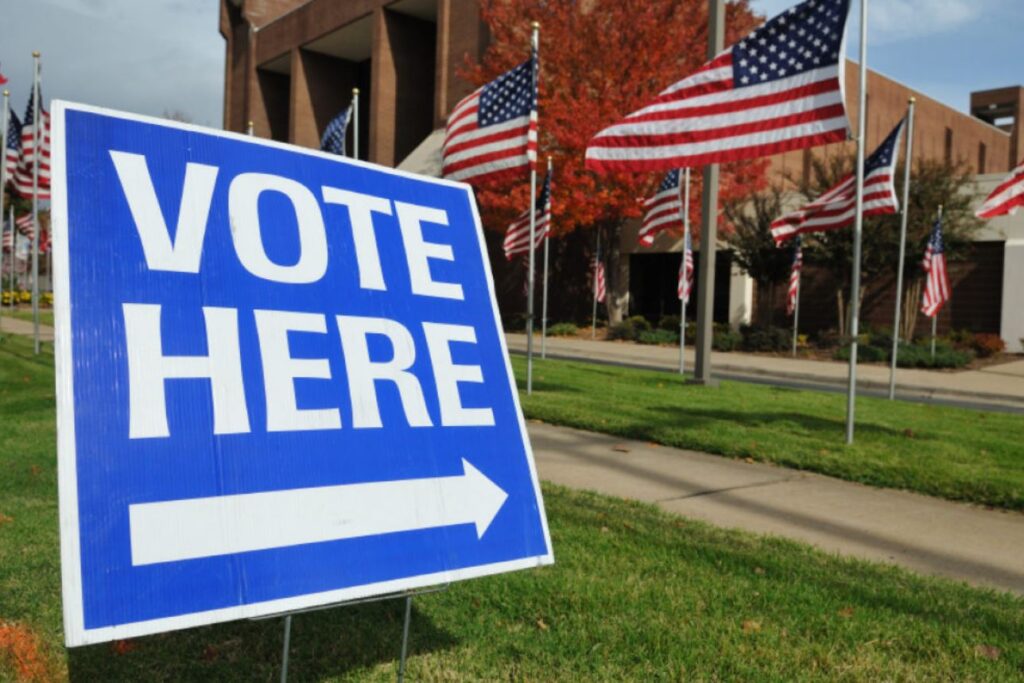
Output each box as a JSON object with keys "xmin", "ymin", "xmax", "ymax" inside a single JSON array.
[{"xmin": 51, "ymin": 100, "xmax": 554, "ymax": 647}]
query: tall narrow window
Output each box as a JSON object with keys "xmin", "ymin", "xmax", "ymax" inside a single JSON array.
[
  {"xmin": 978, "ymin": 143, "xmax": 987, "ymax": 174},
  {"xmin": 944, "ymin": 127, "xmax": 954, "ymax": 165}
]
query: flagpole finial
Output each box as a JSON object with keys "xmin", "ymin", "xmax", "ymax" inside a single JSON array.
[
  {"xmin": 353, "ymin": 87, "xmax": 359, "ymax": 95},
  {"xmin": 909, "ymin": 96, "xmax": 916, "ymax": 104},
  {"xmin": 2, "ymin": 90, "xmax": 7, "ymax": 97},
  {"xmin": 32, "ymin": 51, "xmax": 40, "ymax": 58},
  {"xmin": 531, "ymin": 20, "xmax": 540, "ymax": 29}
]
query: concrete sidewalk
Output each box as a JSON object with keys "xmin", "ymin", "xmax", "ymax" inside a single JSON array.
[
  {"xmin": 528, "ymin": 421, "xmax": 1024, "ymax": 594},
  {"xmin": 508, "ymin": 333, "xmax": 1024, "ymax": 409},
  {"xmin": 0, "ymin": 315, "xmax": 54, "ymax": 341}
]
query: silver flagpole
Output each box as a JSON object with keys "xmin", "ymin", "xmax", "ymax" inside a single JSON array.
[
  {"xmin": 246, "ymin": 119, "xmax": 254, "ymax": 136},
  {"xmin": 679, "ymin": 168, "xmax": 690, "ymax": 375},
  {"xmin": 352, "ymin": 87, "xmax": 359, "ymax": 160},
  {"xmin": 591, "ymin": 231, "xmax": 600, "ymax": 339},
  {"xmin": 844, "ymin": 1, "xmax": 869, "ymax": 444},
  {"xmin": 541, "ymin": 155, "xmax": 552, "ymax": 359},
  {"xmin": 888, "ymin": 97, "xmax": 916, "ymax": 399},
  {"xmin": 0, "ymin": 90, "xmax": 7, "ymax": 331},
  {"xmin": 7, "ymin": 207, "xmax": 12, "ymax": 314},
  {"xmin": 31, "ymin": 51, "xmax": 41, "ymax": 354},
  {"xmin": 525, "ymin": 21, "xmax": 539, "ymax": 395},
  {"xmin": 791, "ymin": 260, "xmax": 801, "ymax": 357}
]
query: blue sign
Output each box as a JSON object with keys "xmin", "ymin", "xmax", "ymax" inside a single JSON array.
[{"xmin": 51, "ymin": 102, "xmax": 553, "ymax": 646}]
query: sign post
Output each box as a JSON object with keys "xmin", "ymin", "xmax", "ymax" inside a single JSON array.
[{"xmin": 50, "ymin": 102, "xmax": 552, "ymax": 649}]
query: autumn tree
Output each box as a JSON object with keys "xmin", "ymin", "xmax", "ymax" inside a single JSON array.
[{"xmin": 463, "ymin": 0, "xmax": 768, "ymax": 323}]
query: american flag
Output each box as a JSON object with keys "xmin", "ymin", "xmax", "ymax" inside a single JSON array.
[
  {"xmin": 320, "ymin": 102, "xmax": 353, "ymax": 156},
  {"xmin": 1, "ymin": 218, "xmax": 11, "ymax": 251},
  {"xmin": 504, "ymin": 170, "xmax": 551, "ymax": 260},
  {"xmin": 0, "ymin": 63, "xmax": 7, "ymax": 85},
  {"xmin": 639, "ymin": 169, "xmax": 685, "ymax": 247},
  {"xmin": 13, "ymin": 92, "xmax": 51, "ymax": 199},
  {"xmin": 920, "ymin": 216, "xmax": 950, "ymax": 318},
  {"xmin": 442, "ymin": 50, "xmax": 537, "ymax": 185},
  {"xmin": 786, "ymin": 236, "xmax": 803, "ymax": 315},
  {"xmin": 770, "ymin": 116, "xmax": 906, "ymax": 244},
  {"xmin": 15, "ymin": 213, "xmax": 34, "ymax": 240},
  {"xmin": 592, "ymin": 258, "xmax": 606, "ymax": 304},
  {"xmin": 976, "ymin": 157, "xmax": 1024, "ymax": 219},
  {"xmin": 586, "ymin": 0, "xmax": 851, "ymax": 173},
  {"xmin": 678, "ymin": 230, "xmax": 695, "ymax": 303},
  {"xmin": 4, "ymin": 109, "xmax": 21, "ymax": 182}
]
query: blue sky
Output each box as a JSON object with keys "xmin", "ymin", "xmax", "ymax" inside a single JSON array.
[{"xmin": 0, "ymin": 1, "xmax": 1020, "ymax": 128}]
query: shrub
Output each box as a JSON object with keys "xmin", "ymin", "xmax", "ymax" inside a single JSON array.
[
  {"xmin": 546, "ymin": 322, "xmax": 579, "ymax": 337},
  {"xmin": 740, "ymin": 325, "xmax": 791, "ymax": 352},
  {"xmin": 637, "ymin": 329, "xmax": 679, "ymax": 345},
  {"xmin": 971, "ymin": 333, "xmax": 1005, "ymax": 359},
  {"xmin": 814, "ymin": 328, "xmax": 842, "ymax": 349},
  {"xmin": 658, "ymin": 314, "xmax": 682, "ymax": 332},
  {"xmin": 833, "ymin": 344, "xmax": 887, "ymax": 363},
  {"xmin": 607, "ymin": 315, "xmax": 652, "ymax": 341},
  {"xmin": 502, "ymin": 313, "xmax": 527, "ymax": 333},
  {"xmin": 712, "ymin": 328, "xmax": 742, "ymax": 352},
  {"xmin": 894, "ymin": 342, "xmax": 973, "ymax": 369}
]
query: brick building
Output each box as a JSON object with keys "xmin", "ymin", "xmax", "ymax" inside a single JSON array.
[{"xmin": 219, "ymin": 0, "xmax": 1024, "ymax": 351}]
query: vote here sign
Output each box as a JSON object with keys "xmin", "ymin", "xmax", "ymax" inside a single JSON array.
[{"xmin": 50, "ymin": 102, "xmax": 553, "ymax": 646}]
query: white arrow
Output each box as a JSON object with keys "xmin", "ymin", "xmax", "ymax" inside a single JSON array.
[{"xmin": 128, "ymin": 459, "xmax": 508, "ymax": 566}]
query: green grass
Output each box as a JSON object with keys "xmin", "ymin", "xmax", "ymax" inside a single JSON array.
[
  {"xmin": 3, "ymin": 307, "xmax": 55, "ymax": 327},
  {"xmin": 515, "ymin": 356, "xmax": 1024, "ymax": 511},
  {"xmin": 2, "ymin": 334, "xmax": 1024, "ymax": 680}
]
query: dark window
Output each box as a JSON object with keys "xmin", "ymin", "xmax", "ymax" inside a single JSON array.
[
  {"xmin": 944, "ymin": 127, "xmax": 954, "ymax": 165},
  {"xmin": 978, "ymin": 143, "xmax": 987, "ymax": 174}
]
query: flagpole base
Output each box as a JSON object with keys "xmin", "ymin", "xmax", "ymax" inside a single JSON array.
[{"xmin": 685, "ymin": 377, "xmax": 719, "ymax": 388}]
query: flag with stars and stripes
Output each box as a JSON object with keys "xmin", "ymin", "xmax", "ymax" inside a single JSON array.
[
  {"xmin": 639, "ymin": 169, "xmax": 685, "ymax": 247},
  {"xmin": 15, "ymin": 213, "xmax": 34, "ymax": 241},
  {"xmin": 442, "ymin": 50, "xmax": 537, "ymax": 185},
  {"xmin": 4, "ymin": 109, "xmax": 22, "ymax": 182},
  {"xmin": 677, "ymin": 229, "xmax": 695, "ymax": 304},
  {"xmin": 786, "ymin": 236, "xmax": 803, "ymax": 315},
  {"xmin": 504, "ymin": 170, "xmax": 551, "ymax": 260},
  {"xmin": 770, "ymin": 116, "xmax": 906, "ymax": 245},
  {"xmin": 920, "ymin": 216, "xmax": 950, "ymax": 318},
  {"xmin": 13, "ymin": 91, "xmax": 51, "ymax": 199},
  {"xmin": 320, "ymin": 102, "xmax": 353, "ymax": 156},
  {"xmin": 586, "ymin": 0, "xmax": 851, "ymax": 173},
  {"xmin": 976, "ymin": 157, "xmax": 1024, "ymax": 220}
]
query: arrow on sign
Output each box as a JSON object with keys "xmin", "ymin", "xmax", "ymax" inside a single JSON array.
[{"xmin": 129, "ymin": 459, "xmax": 508, "ymax": 566}]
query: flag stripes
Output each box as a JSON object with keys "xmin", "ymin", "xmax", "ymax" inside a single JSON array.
[
  {"xmin": 920, "ymin": 216, "xmax": 950, "ymax": 317},
  {"xmin": 976, "ymin": 158, "xmax": 1024, "ymax": 219},
  {"xmin": 442, "ymin": 53, "xmax": 537, "ymax": 185},
  {"xmin": 13, "ymin": 92, "xmax": 51, "ymax": 200},
  {"xmin": 677, "ymin": 230, "xmax": 694, "ymax": 303},
  {"xmin": 504, "ymin": 170, "xmax": 551, "ymax": 259},
  {"xmin": 770, "ymin": 116, "xmax": 906, "ymax": 244},
  {"xmin": 592, "ymin": 258, "xmax": 606, "ymax": 304},
  {"xmin": 787, "ymin": 238, "xmax": 803, "ymax": 315},
  {"xmin": 639, "ymin": 169, "xmax": 684, "ymax": 246},
  {"xmin": 585, "ymin": 0, "xmax": 851, "ymax": 173}
]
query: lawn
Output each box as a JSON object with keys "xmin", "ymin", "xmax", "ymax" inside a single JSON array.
[
  {"xmin": 514, "ymin": 356, "xmax": 1024, "ymax": 511},
  {"xmin": 1, "ymin": 334, "xmax": 1023, "ymax": 680},
  {"xmin": 2, "ymin": 308, "xmax": 55, "ymax": 328}
]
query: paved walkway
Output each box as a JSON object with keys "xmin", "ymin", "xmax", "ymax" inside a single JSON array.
[
  {"xmin": 529, "ymin": 421, "xmax": 1024, "ymax": 594},
  {"xmin": 509, "ymin": 333, "xmax": 1024, "ymax": 409},
  {"xmin": 0, "ymin": 315, "xmax": 54, "ymax": 341}
]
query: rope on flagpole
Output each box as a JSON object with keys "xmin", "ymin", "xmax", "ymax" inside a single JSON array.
[
  {"xmin": 889, "ymin": 97, "xmax": 916, "ymax": 399},
  {"xmin": 844, "ymin": 0, "xmax": 869, "ymax": 444}
]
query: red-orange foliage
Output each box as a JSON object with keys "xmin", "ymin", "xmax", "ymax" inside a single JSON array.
[{"xmin": 462, "ymin": 0, "xmax": 769, "ymax": 239}]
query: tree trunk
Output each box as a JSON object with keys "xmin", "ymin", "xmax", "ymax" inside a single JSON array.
[
  {"xmin": 603, "ymin": 221, "xmax": 629, "ymax": 325},
  {"xmin": 836, "ymin": 289, "xmax": 846, "ymax": 338},
  {"xmin": 902, "ymin": 280, "xmax": 923, "ymax": 341}
]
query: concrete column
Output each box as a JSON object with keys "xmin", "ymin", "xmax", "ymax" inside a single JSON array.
[
  {"xmin": 1001, "ymin": 239, "xmax": 1024, "ymax": 353},
  {"xmin": 370, "ymin": 7, "xmax": 396, "ymax": 166},
  {"xmin": 728, "ymin": 265, "xmax": 753, "ymax": 330}
]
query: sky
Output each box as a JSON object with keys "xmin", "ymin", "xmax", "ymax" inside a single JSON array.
[{"xmin": 0, "ymin": 0, "xmax": 1021, "ymax": 129}]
